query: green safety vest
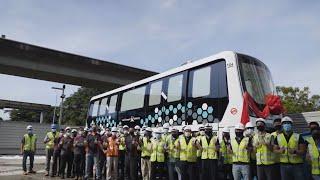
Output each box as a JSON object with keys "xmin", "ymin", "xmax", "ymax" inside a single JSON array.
[
  {"xmin": 277, "ymin": 133, "xmax": 303, "ymax": 164},
  {"xmin": 179, "ymin": 136, "xmax": 197, "ymax": 162},
  {"xmin": 307, "ymin": 137, "xmax": 320, "ymax": 175},
  {"xmin": 45, "ymin": 132, "xmax": 59, "ymax": 149},
  {"xmin": 141, "ymin": 137, "xmax": 152, "ymax": 157},
  {"xmin": 167, "ymin": 135, "xmax": 180, "ymax": 159},
  {"xmin": 253, "ymin": 133, "xmax": 275, "ymax": 165},
  {"xmin": 196, "ymin": 135, "xmax": 202, "ymax": 157},
  {"xmin": 150, "ymin": 139, "xmax": 165, "ymax": 162},
  {"xmin": 119, "ymin": 135, "xmax": 126, "ymax": 150},
  {"xmin": 220, "ymin": 139, "xmax": 233, "ymax": 164},
  {"xmin": 23, "ymin": 134, "xmax": 37, "ymax": 151},
  {"xmin": 201, "ymin": 135, "xmax": 218, "ymax": 160},
  {"xmin": 231, "ymin": 137, "xmax": 250, "ymax": 163},
  {"xmin": 271, "ymin": 131, "xmax": 280, "ymax": 163}
]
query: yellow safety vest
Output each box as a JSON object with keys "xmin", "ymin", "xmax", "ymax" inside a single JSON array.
[
  {"xmin": 141, "ymin": 137, "xmax": 152, "ymax": 157},
  {"xmin": 196, "ymin": 135, "xmax": 202, "ymax": 157},
  {"xmin": 179, "ymin": 136, "xmax": 197, "ymax": 162},
  {"xmin": 119, "ymin": 135, "xmax": 126, "ymax": 151},
  {"xmin": 253, "ymin": 133, "xmax": 275, "ymax": 165},
  {"xmin": 167, "ymin": 136, "xmax": 180, "ymax": 159},
  {"xmin": 271, "ymin": 131, "xmax": 280, "ymax": 163},
  {"xmin": 23, "ymin": 134, "xmax": 37, "ymax": 151},
  {"xmin": 231, "ymin": 137, "xmax": 250, "ymax": 163},
  {"xmin": 46, "ymin": 132, "xmax": 59, "ymax": 149},
  {"xmin": 150, "ymin": 139, "xmax": 165, "ymax": 162},
  {"xmin": 220, "ymin": 139, "xmax": 233, "ymax": 164},
  {"xmin": 277, "ymin": 133, "xmax": 303, "ymax": 164},
  {"xmin": 201, "ymin": 135, "xmax": 218, "ymax": 159},
  {"xmin": 307, "ymin": 137, "xmax": 320, "ymax": 175}
]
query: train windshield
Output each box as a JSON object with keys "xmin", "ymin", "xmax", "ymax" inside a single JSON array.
[{"xmin": 238, "ymin": 54, "xmax": 275, "ymax": 105}]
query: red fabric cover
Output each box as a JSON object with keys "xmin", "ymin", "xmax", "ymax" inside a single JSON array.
[{"xmin": 240, "ymin": 92, "xmax": 284, "ymax": 125}]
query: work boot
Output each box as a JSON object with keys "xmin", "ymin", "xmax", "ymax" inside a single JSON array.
[
  {"xmin": 28, "ymin": 170, "xmax": 36, "ymax": 174},
  {"xmin": 23, "ymin": 171, "xmax": 28, "ymax": 175},
  {"xmin": 45, "ymin": 171, "xmax": 49, "ymax": 176}
]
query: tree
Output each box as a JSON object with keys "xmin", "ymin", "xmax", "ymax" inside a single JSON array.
[
  {"xmin": 62, "ymin": 87, "xmax": 106, "ymax": 126},
  {"xmin": 276, "ymin": 86, "xmax": 320, "ymax": 114}
]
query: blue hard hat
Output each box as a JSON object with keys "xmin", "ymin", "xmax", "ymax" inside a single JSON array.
[{"xmin": 51, "ymin": 124, "xmax": 57, "ymax": 129}]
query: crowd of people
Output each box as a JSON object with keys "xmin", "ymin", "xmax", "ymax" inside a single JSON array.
[{"xmin": 20, "ymin": 116, "xmax": 320, "ymax": 180}]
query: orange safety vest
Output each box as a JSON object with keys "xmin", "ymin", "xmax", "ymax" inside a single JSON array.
[{"xmin": 106, "ymin": 137, "xmax": 119, "ymax": 157}]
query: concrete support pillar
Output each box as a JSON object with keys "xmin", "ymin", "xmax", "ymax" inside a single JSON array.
[{"xmin": 40, "ymin": 111, "xmax": 44, "ymax": 124}]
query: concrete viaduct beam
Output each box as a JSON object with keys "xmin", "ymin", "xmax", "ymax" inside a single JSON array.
[{"xmin": 0, "ymin": 38, "xmax": 157, "ymax": 90}]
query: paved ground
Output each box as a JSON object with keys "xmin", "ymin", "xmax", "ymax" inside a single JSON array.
[{"xmin": 0, "ymin": 155, "xmax": 75, "ymax": 180}]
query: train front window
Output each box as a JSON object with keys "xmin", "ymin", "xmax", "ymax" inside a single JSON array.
[{"xmin": 238, "ymin": 54, "xmax": 275, "ymax": 105}]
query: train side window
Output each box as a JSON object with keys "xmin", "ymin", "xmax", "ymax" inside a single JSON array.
[
  {"xmin": 91, "ymin": 100, "xmax": 100, "ymax": 117},
  {"xmin": 109, "ymin": 95, "xmax": 118, "ymax": 113},
  {"xmin": 98, "ymin": 97, "xmax": 109, "ymax": 116},
  {"xmin": 121, "ymin": 86, "xmax": 146, "ymax": 111},
  {"xmin": 149, "ymin": 80, "xmax": 162, "ymax": 106},
  {"xmin": 212, "ymin": 61, "xmax": 228, "ymax": 98},
  {"xmin": 190, "ymin": 66, "xmax": 211, "ymax": 98},
  {"xmin": 167, "ymin": 74, "xmax": 183, "ymax": 102}
]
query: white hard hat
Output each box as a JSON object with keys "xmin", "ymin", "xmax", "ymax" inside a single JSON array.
[
  {"xmin": 205, "ymin": 124, "xmax": 212, "ymax": 129},
  {"xmin": 134, "ymin": 125, "xmax": 140, "ymax": 130},
  {"xmin": 145, "ymin": 127, "xmax": 152, "ymax": 132},
  {"xmin": 163, "ymin": 123, "xmax": 170, "ymax": 129},
  {"xmin": 256, "ymin": 118, "xmax": 266, "ymax": 124},
  {"xmin": 235, "ymin": 123, "xmax": 245, "ymax": 130},
  {"xmin": 245, "ymin": 122, "xmax": 254, "ymax": 128},
  {"xmin": 26, "ymin": 125, "xmax": 33, "ymax": 130},
  {"xmin": 123, "ymin": 125, "xmax": 129, "ymax": 129},
  {"xmin": 71, "ymin": 129, "xmax": 77, "ymax": 133},
  {"xmin": 111, "ymin": 127, "xmax": 118, "ymax": 132},
  {"xmin": 222, "ymin": 127, "xmax": 230, "ymax": 133},
  {"xmin": 281, "ymin": 116, "xmax": 293, "ymax": 123},
  {"xmin": 154, "ymin": 128, "xmax": 161, "ymax": 134},
  {"xmin": 84, "ymin": 127, "xmax": 89, "ymax": 132},
  {"xmin": 184, "ymin": 126, "xmax": 191, "ymax": 131},
  {"xmin": 171, "ymin": 127, "xmax": 178, "ymax": 132},
  {"xmin": 65, "ymin": 127, "xmax": 71, "ymax": 131},
  {"xmin": 142, "ymin": 125, "xmax": 147, "ymax": 130}
]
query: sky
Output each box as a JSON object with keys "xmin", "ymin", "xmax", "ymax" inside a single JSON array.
[{"xmin": 0, "ymin": 0, "xmax": 319, "ymax": 119}]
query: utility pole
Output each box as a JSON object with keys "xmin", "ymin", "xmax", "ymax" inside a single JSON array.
[{"xmin": 52, "ymin": 85, "xmax": 66, "ymax": 125}]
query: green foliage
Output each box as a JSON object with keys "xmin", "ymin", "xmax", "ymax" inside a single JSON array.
[
  {"xmin": 276, "ymin": 86, "xmax": 320, "ymax": 114},
  {"xmin": 62, "ymin": 87, "xmax": 106, "ymax": 126}
]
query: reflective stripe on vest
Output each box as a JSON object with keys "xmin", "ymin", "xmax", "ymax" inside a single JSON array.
[
  {"xmin": 24, "ymin": 134, "xmax": 36, "ymax": 151},
  {"xmin": 46, "ymin": 132, "xmax": 58, "ymax": 149},
  {"xmin": 150, "ymin": 139, "xmax": 165, "ymax": 162},
  {"xmin": 253, "ymin": 133, "xmax": 275, "ymax": 165},
  {"xmin": 271, "ymin": 132, "xmax": 280, "ymax": 163},
  {"xmin": 220, "ymin": 139, "xmax": 233, "ymax": 164},
  {"xmin": 201, "ymin": 136, "xmax": 218, "ymax": 160},
  {"xmin": 307, "ymin": 137, "xmax": 320, "ymax": 175},
  {"xmin": 277, "ymin": 133, "xmax": 303, "ymax": 164},
  {"xmin": 141, "ymin": 137, "xmax": 152, "ymax": 157},
  {"xmin": 179, "ymin": 136, "xmax": 197, "ymax": 162},
  {"xmin": 231, "ymin": 137, "xmax": 250, "ymax": 163}
]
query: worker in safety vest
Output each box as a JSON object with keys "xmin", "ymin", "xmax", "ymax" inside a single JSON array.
[
  {"xmin": 302, "ymin": 121, "xmax": 320, "ymax": 180},
  {"xmin": 244, "ymin": 122, "xmax": 256, "ymax": 180},
  {"xmin": 252, "ymin": 118, "xmax": 277, "ymax": 180},
  {"xmin": 229, "ymin": 123, "xmax": 252, "ymax": 180},
  {"xmin": 103, "ymin": 127, "xmax": 120, "ymax": 180},
  {"xmin": 21, "ymin": 125, "xmax": 37, "ymax": 175},
  {"xmin": 306, "ymin": 126, "xmax": 320, "ymax": 180},
  {"xmin": 196, "ymin": 125, "xmax": 204, "ymax": 179},
  {"xmin": 273, "ymin": 116, "xmax": 306, "ymax": 180},
  {"xmin": 140, "ymin": 127, "xmax": 152, "ymax": 180},
  {"xmin": 150, "ymin": 128, "xmax": 166, "ymax": 179},
  {"xmin": 197, "ymin": 124, "xmax": 219, "ymax": 180},
  {"xmin": 220, "ymin": 127, "xmax": 233, "ymax": 180},
  {"xmin": 118, "ymin": 125, "xmax": 128, "ymax": 180},
  {"xmin": 166, "ymin": 127, "xmax": 180, "ymax": 180},
  {"xmin": 176, "ymin": 126, "xmax": 198, "ymax": 180},
  {"xmin": 43, "ymin": 124, "xmax": 59, "ymax": 176}
]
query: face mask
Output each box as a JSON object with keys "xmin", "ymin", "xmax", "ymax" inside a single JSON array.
[
  {"xmin": 235, "ymin": 132, "xmax": 243, "ymax": 137},
  {"xmin": 65, "ymin": 132, "xmax": 71, "ymax": 137},
  {"xmin": 310, "ymin": 127, "xmax": 318, "ymax": 132},
  {"xmin": 200, "ymin": 131, "xmax": 205, "ymax": 136},
  {"xmin": 257, "ymin": 126, "xmax": 265, "ymax": 132},
  {"xmin": 282, "ymin": 124, "xmax": 292, "ymax": 132},
  {"xmin": 274, "ymin": 125, "xmax": 282, "ymax": 131},
  {"xmin": 155, "ymin": 134, "xmax": 161, "ymax": 139},
  {"xmin": 124, "ymin": 130, "xmax": 129, "ymax": 135},
  {"xmin": 28, "ymin": 130, "xmax": 33, "ymax": 135},
  {"xmin": 185, "ymin": 132, "xmax": 191, "ymax": 137},
  {"xmin": 205, "ymin": 130, "xmax": 212, "ymax": 136},
  {"xmin": 172, "ymin": 133, "xmax": 178, "ymax": 139},
  {"xmin": 112, "ymin": 132, "xmax": 117, "ymax": 137},
  {"xmin": 52, "ymin": 129, "xmax": 57, "ymax": 133}
]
